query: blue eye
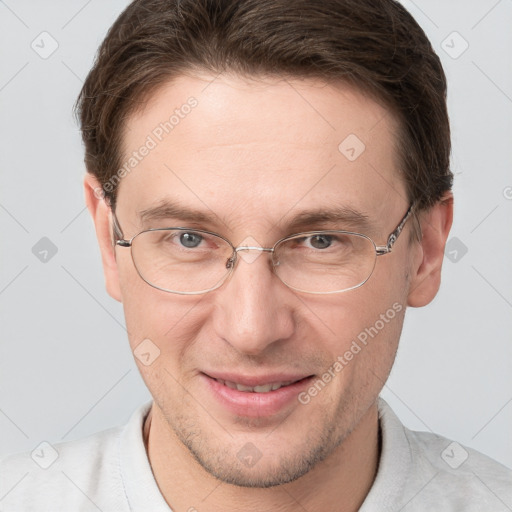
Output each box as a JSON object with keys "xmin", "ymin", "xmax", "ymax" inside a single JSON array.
[
  {"xmin": 308, "ymin": 234, "xmax": 333, "ymax": 249},
  {"xmin": 179, "ymin": 232, "xmax": 203, "ymax": 248}
]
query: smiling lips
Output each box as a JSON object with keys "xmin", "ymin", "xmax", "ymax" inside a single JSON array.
[
  {"xmin": 202, "ymin": 372, "xmax": 314, "ymax": 417},
  {"xmin": 204, "ymin": 371, "xmax": 312, "ymax": 392}
]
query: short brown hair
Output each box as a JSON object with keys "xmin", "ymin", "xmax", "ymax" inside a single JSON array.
[{"xmin": 76, "ymin": 0, "xmax": 452, "ymax": 212}]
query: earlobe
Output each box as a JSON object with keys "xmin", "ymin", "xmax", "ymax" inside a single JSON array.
[
  {"xmin": 407, "ymin": 193, "xmax": 454, "ymax": 308},
  {"xmin": 83, "ymin": 174, "xmax": 123, "ymax": 302}
]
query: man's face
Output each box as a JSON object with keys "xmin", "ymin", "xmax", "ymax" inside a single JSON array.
[{"xmin": 102, "ymin": 74, "xmax": 418, "ymax": 487}]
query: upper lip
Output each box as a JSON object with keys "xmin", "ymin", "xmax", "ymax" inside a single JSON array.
[{"xmin": 202, "ymin": 371, "xmax": 313, "ymax": 387}]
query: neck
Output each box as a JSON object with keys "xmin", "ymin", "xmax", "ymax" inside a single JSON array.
[{"xmin": 144, "ymin": 402, "xmax": 380, "ymax": 512}]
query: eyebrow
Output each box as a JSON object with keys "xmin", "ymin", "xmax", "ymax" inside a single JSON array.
[
  {"xmin": 138, "ymin": 200, "xmax": 373, "ymax": 234},
  {"xmin": 139, "ymin": 202, "xmax": 214, "ymax": 226},
  {"xmin": 283, "ymin": 207, "xmax": 372, "ymax": 233}
]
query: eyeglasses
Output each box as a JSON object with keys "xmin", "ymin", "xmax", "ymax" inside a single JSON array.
[{"xmin": 113, "ymin": 204, "xmax": 415, "ymax": 295}]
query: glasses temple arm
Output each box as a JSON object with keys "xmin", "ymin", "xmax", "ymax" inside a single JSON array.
[
  {"xmin": 111, "ymin": 211, "xmax": 127, "ymax": 247},
  {"xmin": 376, "ymin": 203, "xmax": 416, "ymax": 255}
]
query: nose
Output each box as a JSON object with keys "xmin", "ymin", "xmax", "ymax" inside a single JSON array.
[{"xmin": 211, "ymin": 247, "xmax": 296, "ymax": 356}]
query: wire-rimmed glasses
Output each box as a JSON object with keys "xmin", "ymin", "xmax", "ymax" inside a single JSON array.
[{"xmin": 113, "ymin": 204, "xmax": 415, "ymax": 295}]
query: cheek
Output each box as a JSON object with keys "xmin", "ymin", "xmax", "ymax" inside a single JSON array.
[
  {"xmin": 306, "ymin": 261, "xmax": 407, "ymax": 380},
  {"xmin": 119, "ymin": 278, "xmax": 208, "ymax": 400},
  {"xmin": 310, "ymin": 295, "xmax": 404, "ymax": 410},
  {"xmin": 117, "ymin": 254, "xmax": 204, "ymax": 356},
  {"xmin": 311, "ymin": 270, "xmax": 405, "ymax": 342}
]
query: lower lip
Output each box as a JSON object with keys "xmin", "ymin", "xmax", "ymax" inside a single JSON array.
[{"xmin": 202, "ymin": 374, "xmax": 314, "ymax": 418}]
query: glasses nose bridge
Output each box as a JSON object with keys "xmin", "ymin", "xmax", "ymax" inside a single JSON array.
[
  {"xmin": 234, "ymin": 245, "xmax": 274, "ymax": 254},
  {"xmin": 225, "ymin": 244, "xmax": 275, "ymax": 270}
]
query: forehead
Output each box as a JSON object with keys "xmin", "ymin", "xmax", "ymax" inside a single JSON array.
[{"xmin": 117, "ymin": 73, "xmax": 407, "ymax": 235}]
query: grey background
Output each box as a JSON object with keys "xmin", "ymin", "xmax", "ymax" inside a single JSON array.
[{"xmin": 0, "ymin": 0, "xmax": 511, "ymax": 470}]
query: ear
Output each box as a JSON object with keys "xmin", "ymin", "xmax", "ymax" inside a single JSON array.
[
  {"xmin": 83, "ymin": 174, "xmax": 122, "ymax": 302},
  {"xmin": 407, "ymin": 192, "xmax": 454, "ymax": 307}
]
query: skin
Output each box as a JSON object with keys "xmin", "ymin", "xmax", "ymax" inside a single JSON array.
[{"xmin": 84, "ymin": 72, "xmax": 453, "ymax": 512}]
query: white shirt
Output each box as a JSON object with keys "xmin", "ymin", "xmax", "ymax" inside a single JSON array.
[{"xmin": 1, "ymin": 398, "xmax": 510, "ymax": 511}]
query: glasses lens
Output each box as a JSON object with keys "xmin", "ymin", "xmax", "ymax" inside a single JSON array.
[
  {"xmin": 131, "ymin": 229, "xmax": 233, "ymax": 293},
  {"xmin": 273, "ymin": 231, "xmax": 377, "ymax": 293}
]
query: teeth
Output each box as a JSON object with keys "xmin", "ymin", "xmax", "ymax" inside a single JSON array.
[
  {"xmin": 253, "ymin": 384, "xmax": 273, "ymax": 393},
  {"xmin": 236, "ymin": 383, "xmax": 254, "ymax": 392},
  {"xmin": 216, "ymin": 379, "xmax": 294, "ymax": 393}
]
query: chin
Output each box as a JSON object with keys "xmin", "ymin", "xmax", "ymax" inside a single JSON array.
[{"xmin": 174, "ymin": 413, "xmax": 345, "ymax": 489}]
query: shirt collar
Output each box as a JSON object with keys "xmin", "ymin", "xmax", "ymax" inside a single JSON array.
[{"xmin": 119, "ymin": 397, "xmax": 412, "ymax": 511}]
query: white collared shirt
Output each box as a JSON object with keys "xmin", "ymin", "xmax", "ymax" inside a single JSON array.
[{"xmin": 1, "ymin": 398, "xmax": 511, "ymax": 511}]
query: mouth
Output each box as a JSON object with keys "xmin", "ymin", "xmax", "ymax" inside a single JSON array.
[{"xmin": 200, "ymin": 372, "xmax": 315, "ymax": 418}]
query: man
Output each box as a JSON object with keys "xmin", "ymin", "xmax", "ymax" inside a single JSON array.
[{"xmin": 1, "ymin": 0, "xmax": 510, "ymax": 510}]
